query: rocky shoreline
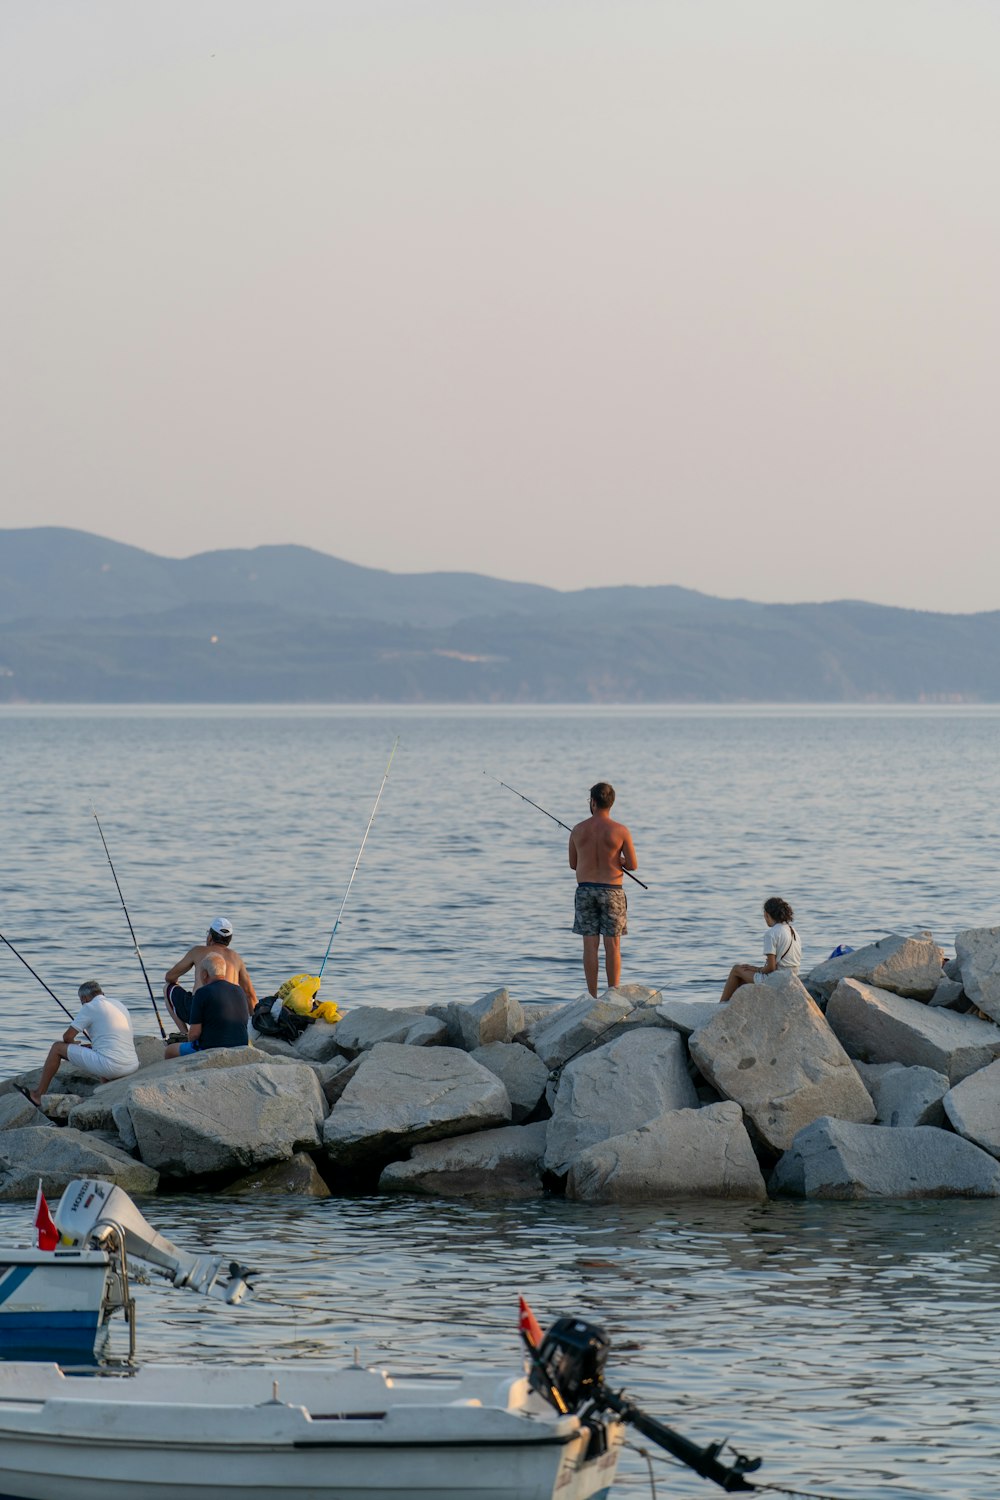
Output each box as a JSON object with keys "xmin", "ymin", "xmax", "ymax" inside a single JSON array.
[{"xmin": 4, "ymin": 927, "xmax": 1000, "ymax": 1203}]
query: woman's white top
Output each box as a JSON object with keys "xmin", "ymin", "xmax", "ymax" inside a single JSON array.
[{"xmin": 763, "ymin": 922, "xmax": 801, "ymax": 974}]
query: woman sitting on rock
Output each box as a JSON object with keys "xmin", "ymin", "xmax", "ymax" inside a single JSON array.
[{"xmin": 719, "ymin": 897, "xmax": 802, "ymax": 1003}]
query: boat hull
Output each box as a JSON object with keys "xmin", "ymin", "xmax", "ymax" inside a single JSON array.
[{"xmin": 0, "ymin": 1362, "xmax": 622, "ymax": 1500}]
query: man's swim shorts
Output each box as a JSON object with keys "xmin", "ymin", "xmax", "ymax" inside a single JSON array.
[{"xmin": 573, "ymin": 882, "xmax": 628, "ymax": 937}]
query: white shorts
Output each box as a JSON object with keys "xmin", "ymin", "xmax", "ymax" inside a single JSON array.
[
  {"xmin": 753, "ymin": 967, "xmax": 800, "ymax": 986},
  {"xmin": 66, "ymin": 1044, "xmax": 138, "ymax": 1081}
]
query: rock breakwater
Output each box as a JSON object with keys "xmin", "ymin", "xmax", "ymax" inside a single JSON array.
[{"xmin": 6, "ymin": 931, "xmax": 1000, "ymax": 1204}]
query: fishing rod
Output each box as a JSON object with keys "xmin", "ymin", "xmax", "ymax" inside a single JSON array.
[
  {"xmin": 318, "ymin": 737, "xmax": 400, "ymax": 980},
  {"xmin": 92, "ymin": 809, "xmax": 167, "ymax": 1039},
  {"xmin": 0, "ymin": 929, "xmax": 87, "ymax": 1035},
  {"xmin": 484, "ymin": 774, "xmax": 649, "ymax": 890}
]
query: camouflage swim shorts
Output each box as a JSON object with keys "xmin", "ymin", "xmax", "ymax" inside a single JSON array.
[{"xmin": 573, "ymin": 882, "xmax": 628, "ymax": 938}]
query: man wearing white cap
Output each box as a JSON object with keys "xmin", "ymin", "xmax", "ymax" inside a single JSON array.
[{"xmin": 163, "ymin": 917, "xmax": 258, "ymax": 1037}]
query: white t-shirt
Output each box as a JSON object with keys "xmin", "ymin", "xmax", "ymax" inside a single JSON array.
[
  {"xmin": 763, "ymin": 922, "xmax": 801, "ymax": 974},
  {"xmin": 71, "ymin": 994, "xmax": 138, "ymax": 1070}
]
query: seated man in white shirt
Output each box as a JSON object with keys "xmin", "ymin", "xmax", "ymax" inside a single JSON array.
[{"xmin": 18, "ymin": 979, "xmax": 139, "ymax": 1107}]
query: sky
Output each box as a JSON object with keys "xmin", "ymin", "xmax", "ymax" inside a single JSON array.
[{"xmin": 2, "ymin": 1, "xmax": 999, "ymax": 612}]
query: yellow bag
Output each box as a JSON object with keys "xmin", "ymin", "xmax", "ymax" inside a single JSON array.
[{"xmin": 276, "ymin": 973, "xmax": 341, "ymax": 1025}]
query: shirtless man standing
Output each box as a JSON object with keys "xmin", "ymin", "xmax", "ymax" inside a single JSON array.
[
  {"xmin": 164, "ymin": 917, "xmax": 258, "ymax": 1037},
  {"xmin": 568, "ymin": 783, "xmax": 638, "ymax": 999}
]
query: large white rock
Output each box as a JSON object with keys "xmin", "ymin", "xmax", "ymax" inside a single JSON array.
[
  {"xmin": 379, "ymin": 1122, "xmax": 548, "ymax": 1199},
  {"xmin": 322, "ymin": 1044, "xmax": 511, "ymax": 1169},
  {"xmin": 955, "ymin": 928, "xmax": 1000, "ymax": 1023},
  {"xmin": 0, "ymin": 1093, "xmax": 55, "ymax": 1132},
  {"xmin": 429, "ymin": 988, "xmax": 525, "ymax": 1051},
  {"xmin": 771, "ymin": 1117, "xmax": 1000, "ymax": 1199},
  {"xmin": 805, "ymin": 934, "xmax": 945, "ymax": 1002},
  {"xmin": 943, "ymin": 1059, "xmax": 1000, "ymax": 1159},
  {"xmin": 468, "ymin": 1042, "xmax": 548, "ymax": 1124},
  {"xmin": 68, "ymin": 1047, "xmax": 304, "ymax": 1132},
  {"xmin": 528, "ymin": 989, "xmax": 641, "ymax": 1070},
  {"xmin": 543, "ymin": 1028, "xmax": 697, "ymax": 1175},
  {"xmin": 566, "ymin": 1103, "xmax": 766, "ymax": 1203},
  {"xmin": 0, "ymin": 1127, "xmax": 159, "ymax": 1200},
  {"xmin": 856, "ymin": 1062, "xmax": 949, "ymax": 1127},
  {"xmin": 688, "ymin": 973, "xmax": 874, "ymax": 1152},
  {"xmin": 653, "ymin": 999, "xmax": 721, "ymax": 1038},
  {"xmin": 123, "ymin": 1063, "xmax": 325, "ymax": 1178},
  {"xmin": 330, "ymin": 1005, "xmax": 445, "ymax": 1056},
  {"xmin": 826, "ymin": 978, "xmax": 1000, "ymax": 1084}
]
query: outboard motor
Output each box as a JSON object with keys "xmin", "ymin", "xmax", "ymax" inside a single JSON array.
[
  {"xmin": 54, "ymin": 1180, "xmax": 252, "ymax": 1305},
  {"xmin": 528, "ymin": 1314, "xmax": 761, "ymax": 1493}
]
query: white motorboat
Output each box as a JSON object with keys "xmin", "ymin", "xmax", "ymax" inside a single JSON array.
[
  {"xmin": 0, "ymin": 1178, "xmax": 250, "ymax": 1364},
  {"xmin": 0, "ymin": 1180, "xmax": 762, "ymax": 1499},
  {"xmin": 0, "ymin": 1358, "xmax": 622, "ymax": 1500}
]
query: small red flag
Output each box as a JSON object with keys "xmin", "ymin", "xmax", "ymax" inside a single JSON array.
[
  {"xmin": 34, "ymin": 1181, "xmax": 58, "ymax": 1252},
  {"xmin": 518, "ymin": 1294, "xmax": 543, "ymax": 1351}
]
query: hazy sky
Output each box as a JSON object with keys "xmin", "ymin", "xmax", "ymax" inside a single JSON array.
[{"xmin": 3, "ymin": 2, "xmax": 999, "ymax": 611}]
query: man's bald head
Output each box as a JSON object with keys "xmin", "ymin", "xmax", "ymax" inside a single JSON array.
[{"xmin": 202, "ymin": 952, "xmax": 227, "ymax": 981}]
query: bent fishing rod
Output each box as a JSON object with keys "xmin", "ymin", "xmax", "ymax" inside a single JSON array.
[
  {"xmin": 318, "ymin": 737, "xmax": 400, "ymax": 979},
  {"xmin": 484, "ymin": 774, "xmax": 649, "ymax": 890},
  {"xmin": 92, "ymin": 809, "xmax": 167, "ymax": 1038},
  {"xmin": 0, "ymin": 929, "xmax": 89, "ymax": 1037}
]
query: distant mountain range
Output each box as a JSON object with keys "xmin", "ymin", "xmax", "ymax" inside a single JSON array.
[{"xmin": 0, "ymin": 527, "xmax": 997, "ymax": 703}]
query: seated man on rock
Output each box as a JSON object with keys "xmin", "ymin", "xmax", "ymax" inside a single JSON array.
[
  {"xmin": 164, "ymin": 953, "xmax": 251, "ymax": 1058},
  {"xmin": 164, "ymin": 916, "xmax": 258, "ymax": 1038},
  {"xmin": 18, "ymin": 979, "xmax": 139, "ymax": 1107}
]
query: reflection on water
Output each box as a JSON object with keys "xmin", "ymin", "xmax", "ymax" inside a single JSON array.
[{"xmin": 2, "ymin": 707, "xmax": 1000, "ymax": 1495}]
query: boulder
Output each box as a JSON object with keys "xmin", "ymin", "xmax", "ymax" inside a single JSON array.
[
  {"xmin": 0, "ymin": 1127, "xmax": 159, "ymax": 1200},
  {"xmin": 688, "ymin": 974, "xmax": 875, "ymax": 1152},
  {"xmin": 805, "ymin": 934, "xmax": 945, "ymax": 1002},
  {"xmin": 320, "ymin": 1056, "xmax": 362, "ymax": 1110},
  {"xmin": 469, "ymin": 1042, "xmax": 548, "ymax": 1124},
  {"xmin": 518, "ymin": 1003, "xmax": 564, "ymax": 1034},
  {"xmin": 653, "ymin": 999, "xmax": 721, "ymax": 1038},
  {"xmin": 544, "ymin": 1029, "xmax": 697, "ymax": 1175},
  {"xmin": 322, "ymin": 1044, "xmax": 510, "ymax": 1169},
  {"xmin": 955, "ymin": 928, "xmax": 1000, "ymax": 1023},
  {"xmin": 928, "ymin": 977, "xmax": 967, "ymax": 1010},
  {"xmin": 771, "ymin": 1117, "xmax": 1000, "ymax": 1199},
  {"xmin": 825, "ymin": 979, "xmax": 1000, "ymax": 1084},
  {"xmin": 854, "ymin": 1062, "xmax": 949, "ymax": 1127},
  {"xmin": 67, "ymin": 1047, "xmax": 304, "ymax": 1132},
  {"xmin": 123, "ymin": 1063, "xmax": 325, "ymax": 1178},
  {"xmin": 293, "ymin": 1020, "xmax": 344, "ymax": 1063},
  {"xmin": 943, "ymin": 1060, "xmax": 1000, "ymax": 1160},
  {"xmin": 41, "ymin": 1094, "xmax": 83, "ymax": 1123},
  {"xmin": 380, "ymin": 1122, "xmax": 548, "ymax": 1199},
  {"xmin": 429, "ymin": 988, "xmax": 525, "ymax": 1051},
  {"xmin": 330, "ymin": 1005, "xmax": 445, "ymax": 1056},
  {"xmin": 528, "ymin": 990, "xmax": 637, "ymax": 1071},
  {"xmin": 943, "ymin": 956, "xmax": 963, "ymax": 983},
  {"xmin": 566, "ymin": 1103, "xmax": 766, "ymax": 1203},
  {"xmin": 0, "ymin": 1092, "xmax": 55, "ymax": 1132},
  {"xmin": 220, "ymin": 1152, "xmax": 331, "ymax": 1197},
  {"xmin": 250, "ymin": 1034, "xmax": 301, "ymax": 1059}
]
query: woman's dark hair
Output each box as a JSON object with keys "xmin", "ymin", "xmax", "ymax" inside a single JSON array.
[{"xmin": 764, "ymin": 897, "xmax": 794, "ymax": 925}]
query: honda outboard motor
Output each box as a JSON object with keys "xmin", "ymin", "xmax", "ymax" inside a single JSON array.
[
  {"xmin": 54, "ymin": 1180, "xmax": 252, "ymax": 1305},
  {"xmin": 528, "ymin": 1314, "xmax": 761, "ymax": 1493}
]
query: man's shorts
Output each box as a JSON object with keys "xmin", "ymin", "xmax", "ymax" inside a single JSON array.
[
  {"xmin": 573, "ymin": 882, "xmax": 628, "ymax": 938},
  {"xmin": 66, "ymin": 1044, "xmax": 138, "ymax": 1081},
  {"xmin": 166, "ymin": 983, "xmax": 194, "ymax": 1024}
]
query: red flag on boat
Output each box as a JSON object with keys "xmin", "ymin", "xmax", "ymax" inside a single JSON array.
[
  {"xmin": 34, "ymin": 1181, "xmax": 58, "ymax": 1251},
  {"xmin": 518, "ymin": 1295, "xmax": 543, "ymax": 1351}
]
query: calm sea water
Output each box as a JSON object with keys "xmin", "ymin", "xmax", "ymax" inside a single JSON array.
[{"xmin": 1, "ymin": 704, "xmax": 999, "ymax": 1497}]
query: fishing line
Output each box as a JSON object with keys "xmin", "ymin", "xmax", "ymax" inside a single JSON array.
[
  {"xmin": 318, "ymin": 737, "xmax": 400, "ymax": 979},
  {"xmin": 634, "ymin": 1446, "xmax": 864, "ymax": 1500},
  {"xmin": 92, "ymin": 808, "xmax": 167, "ymax": 1039},
  {"xmin": 484, "ymin": 773, "xmax": 649, "ymax": 890},
  {"xmin": 0, "ymin": 929, "xmax": 89, "ymax": 1038}
]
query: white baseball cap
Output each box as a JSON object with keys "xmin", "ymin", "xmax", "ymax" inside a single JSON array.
[{"xmin": 209, "ymin": 917, "xmax": 234, "ymax": 938}]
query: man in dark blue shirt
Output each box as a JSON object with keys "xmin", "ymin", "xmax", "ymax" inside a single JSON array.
[{"xmin": 164, "ymin": 954, "xmax": 250, "ymax": 1057}]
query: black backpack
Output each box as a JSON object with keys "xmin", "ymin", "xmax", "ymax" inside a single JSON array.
[{"xmin": 252, "ymin": 995, "xmax": 313, "ymax": 1045}]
